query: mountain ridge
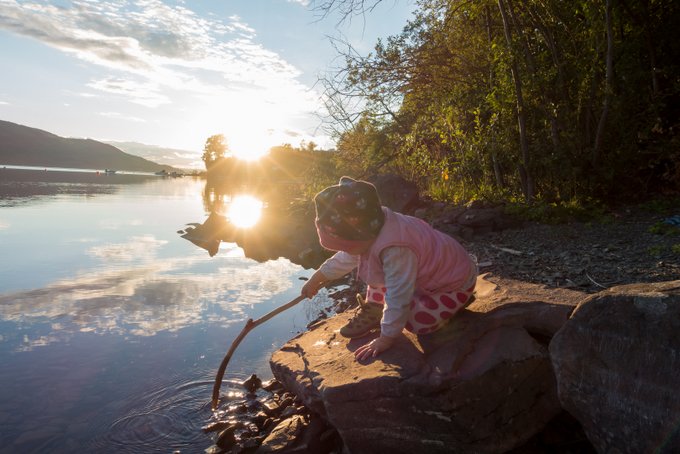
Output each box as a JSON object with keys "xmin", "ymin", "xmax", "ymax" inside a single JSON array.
[
  {"xmin": 104, "ymin": 140, "xmax": 202, "ymax": 170},
  {"xmin": 0, "ymin": 120, "xmax": 178, "ymax": 173}
]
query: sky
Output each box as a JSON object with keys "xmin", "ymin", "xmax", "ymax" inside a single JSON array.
[{"xmin": 0, "ymin": 0, "xmax": 415, "ymax": 161}]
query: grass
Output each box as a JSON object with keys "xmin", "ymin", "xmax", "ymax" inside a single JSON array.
[
  {"xmin": 503, "ymin": 199, "xmax": 612, "ymax": 225},
  {"xmin": 648, "ymin": 221, "xmax": 680, "ymax": 236}
]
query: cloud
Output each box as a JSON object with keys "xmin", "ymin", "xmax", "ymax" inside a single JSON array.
[
  {"xmin": 86, "ymin": 235, "xmax": 167, "ymax": 261},
  {"xmin": 99, "ymin": 111, "xmax": 147, "ymax": 122},
  {"xmin": 283, "ymin": 129, "xmax": 301, "ymax": 138},
  {"xmin": 89, "ymin": 77, "xmax": 170, "ymax": 107},
  {"xmin": 0, "ymin": 245, "xmax": 300, "ymax": 348},
  {"xmin": 0, "ymin": 1, "xmax": 313, "ymax": 103}
]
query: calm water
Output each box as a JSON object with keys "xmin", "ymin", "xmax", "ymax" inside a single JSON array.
[{"xmin": 0, "ymin": 170, "xmax": 330, "ymax": 453}]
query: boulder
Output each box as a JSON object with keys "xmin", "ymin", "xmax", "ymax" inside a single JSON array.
[
  {"xmin": 550, "ymin": 280, "xmax": 680, "ymax": 454},
  {"xmin": 270, "ymin": 275, "xmax": 584, "ymax": 453},
  {"xmin": 367, "ymin": 173, "xmax": 420, "ymax": 214}
]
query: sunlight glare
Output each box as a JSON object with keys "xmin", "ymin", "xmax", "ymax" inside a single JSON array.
[
  {"xmin": 223, "ymin": 114, "xmax": 279, "ymax": 161},
  {"xmin": 229, "ymin": 136, "xmax": 270, "ymax": 161},
  {"xmin": 227, "ymin": 195, "xmax": 263, "ymax": 228},
  {"xmin": 231, "ymin": 146, "xmax": 269, "ymax": 161}
]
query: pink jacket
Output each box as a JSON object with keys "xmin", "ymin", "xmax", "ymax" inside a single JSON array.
[{"xmin": 357, "ymin": 207, "xmax": 473, "ymax": 294}]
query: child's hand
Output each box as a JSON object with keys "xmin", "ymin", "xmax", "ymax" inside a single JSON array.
[
  {"xmin": 301, "ymin": 270, "xmax": 328, "ymax": 299},
  {"xmin": 300, "ymin": 280, "xmax": 320, "ymax": 299},
  {"xmin": 354, "ymin": 335, "xmax": 395, "ymax": 361}
]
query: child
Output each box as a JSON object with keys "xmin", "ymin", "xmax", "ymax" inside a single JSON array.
[{"xmin": 301, "ymin": 177, "xmax": 478, "ymax": 361}]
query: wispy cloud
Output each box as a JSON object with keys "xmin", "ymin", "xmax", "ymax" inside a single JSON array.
[
  {"xmin": 99, "ymin": 111, "xmax": 147, "ymax": 122},
  {"xmin": 89, "ymin": 76, "xmax": 169, "ymax": 107},
  {"xmin": 287, "ymin": 0, "xmax": 311, "ymax": 6},
  {"xmin": 0, "ymin": 240, "xmax": 299, "ymax": 347},
  {"xmin": 0, "ymin": 0, "xmax": 318, "ymax": 111}
]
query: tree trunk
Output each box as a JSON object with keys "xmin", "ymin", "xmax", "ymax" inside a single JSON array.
[
  {"xmin": 593, "ymin": 0, "xmax": 614, "ymax": 166},
  {"xmin": 485, "ymin": 5, "xmax": 505, "ymax": 190},
  {"xmin": 497, "ymin": 0, "xmax": 533, "ymax": 202}
]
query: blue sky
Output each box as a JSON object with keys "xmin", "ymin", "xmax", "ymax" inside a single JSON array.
[{"xmin": 0, "ymin": 0, "xmax": 414, "ymax": 160}]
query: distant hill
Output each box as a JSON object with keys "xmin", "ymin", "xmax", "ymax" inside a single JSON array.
[
  {"xmin": 104, "ymin": 141, "xmax": 202, "ymax": 170},
  {"xmin": 0, "ymin": 120, "xmax": 178, "ymax": 173}
]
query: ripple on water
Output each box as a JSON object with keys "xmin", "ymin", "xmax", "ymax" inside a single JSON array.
[{"xmin": 91, "ymin": 374, "xmax": 246, "ymax": 453}]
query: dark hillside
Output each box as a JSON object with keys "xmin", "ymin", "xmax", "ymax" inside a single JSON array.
[{"xmin": 0, "ymin": 120, "xmax": 176, "ymax": 172}]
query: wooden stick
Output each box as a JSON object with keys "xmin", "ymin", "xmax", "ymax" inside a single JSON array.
[
  {"xmin": 489, "ymin": 244, "xmax": 523, "ymax": 255},
  {"xmin": 211, "ymin": 294, "xmax": 305, "ymax": 410},
  {"xmin": 585, "ymin": 272, "xmax": 608, "ymax": 289}
]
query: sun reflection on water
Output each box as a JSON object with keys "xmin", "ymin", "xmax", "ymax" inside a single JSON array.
[{"xmin": 227, "ymin": 195, "xmax": 263, "ymax": 228}]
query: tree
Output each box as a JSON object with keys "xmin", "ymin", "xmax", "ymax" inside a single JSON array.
[
  {"xmin": 201, "ymin": 134, "xmax": 229, "ymax": 170},
  {"xmin": 315, "ymin": 0, "xmax": 680, "ymax": 202}
]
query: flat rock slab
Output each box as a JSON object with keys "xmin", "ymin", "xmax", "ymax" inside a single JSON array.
[{"xmin": 271, "ymin": 275, "xmax": 585, "ymax": 453}]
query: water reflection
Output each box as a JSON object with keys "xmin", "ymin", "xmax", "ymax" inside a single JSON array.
[
  {"xmin": 181, "ymin": 181, "xmax": 331, "ymax": 268},
  {"xmin": 227, "ymin": 195, "xmax": 263, "ymax": 228},
  {"xmin": 0, "ymin": 171, "xmax": 335, "ymax": 453},
  {"xmin": 0, "ymin": 257, "xmax": 300, "ymax": 351}
]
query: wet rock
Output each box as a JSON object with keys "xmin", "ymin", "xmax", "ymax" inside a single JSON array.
[
  {"xmin": 231, "ymin": 403, "xmax": 248, "ymax": 414},
  {"xmin": 242, "ymin": 374, "xmax": 263, "ymax": 393},
  {"xmin": 280, "ymin": 405, "xmax": 299, "ymax": 418},
  {"xmin": 201, "ymin": 420, "xmax": 231, "ymax": 434},
  {"xmin": 262, "ymin": 417, "xmax": 276, "ymax": 432},
  {"xmin": 215, "ymin": 425, "xmax": 237, "ymax": 450},
  {"xmin": 255, "ymin": 414, "xmax": 306, "ymax": 453},
  {"xmin": 262, "ymin": 399, "xmax": 281, "ymax": 417},
  {"xmin": 278, "ymin": 395, "xmax": 295, "ymax": 410},
  {"xmin": 262, "ymin": 378, "xmax": 284, "ymax": 393},
  {"xmin": 243, "ymin": 435, "xmax": 265, "ymax": 450},
  {"xmin": 252, "ymin": 411, "xmax": 269, "ymax": 430},
  {"xmin": 550, "ymin": 280, "xmax": 680, "ymax": 453}
]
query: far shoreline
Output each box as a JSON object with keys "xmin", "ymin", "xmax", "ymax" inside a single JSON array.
[{"xmin": 0, "ymin": 165, "xmax": 193, "ymax": 185}]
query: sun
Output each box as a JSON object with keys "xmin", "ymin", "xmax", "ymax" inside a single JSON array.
[
  {"xmin": 227, "ymin": 195, "xmax": 263, "ymax": 228},
  {"xmin": 231, "ymin": 147, "xmax": 269, "ymax": 161},
  {"xmin": 227, "ymin": 127, "xmax": 275, "ymax": 161}
]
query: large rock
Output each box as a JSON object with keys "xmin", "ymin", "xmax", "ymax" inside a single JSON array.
[
  {"xmin": 550, "ymin": 280, "xmax": 680, "ymax": 454},
  {"xmin": 367, "ymin": 173, "xmax": 420, "ymax": 214},
  {"xmin": 270, "ymin": 275, "xmax": 584, "ymax": 453}
]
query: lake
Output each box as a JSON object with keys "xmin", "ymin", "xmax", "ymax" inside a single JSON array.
[{"xmin": 0, "ymin": 168, "xmax": 332, "ymax": 453}]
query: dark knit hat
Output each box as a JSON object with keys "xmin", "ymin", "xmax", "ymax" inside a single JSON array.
[{"xmin": 314, "ymin": 177, "xmax": 385, "ymax": 243}]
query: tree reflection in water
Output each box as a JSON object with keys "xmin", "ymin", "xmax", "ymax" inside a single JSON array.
[{"xmin": 178, "ymin": 180, "xmax": 331, "ymax": 269}]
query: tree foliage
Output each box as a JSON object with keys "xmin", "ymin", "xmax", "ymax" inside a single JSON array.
[
  {"xmin": 319, "ymin": 0, "xmax": 680, "ymax": 204},
  {"xmin": 201, "ymin": 134, "xmax": 229, "ymax": 170}
]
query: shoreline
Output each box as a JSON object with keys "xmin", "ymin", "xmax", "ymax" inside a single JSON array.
[{"xmin": 0, "ymin": 167, "xmax": 165, "ymax": 185}]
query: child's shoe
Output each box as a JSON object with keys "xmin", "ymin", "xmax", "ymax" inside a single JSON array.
[{"xmin": 340, "ymin": 294, "xmax": 383, "ymax": 338}]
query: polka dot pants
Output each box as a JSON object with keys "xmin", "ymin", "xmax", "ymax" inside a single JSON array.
[{"xmin": 366, "ymin": 277, "xmax": 477, "ymax": 335}]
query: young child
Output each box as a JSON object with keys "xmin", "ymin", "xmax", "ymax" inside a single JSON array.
[{"xmin": 301, "ymin": 177, "xmax": 478, "ymax": 361}]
